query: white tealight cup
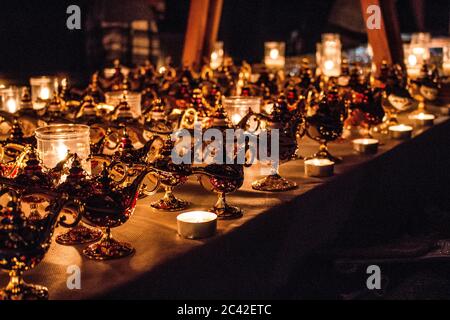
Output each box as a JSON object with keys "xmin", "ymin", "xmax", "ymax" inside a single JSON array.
[
  {"xmin": 177, "ymin": 211, "xmax": 217, "ymax": 240},
  {"xmin": 410, "ymin": 113, "xmax": 435, "ymax": 127},
  {"xmin": 352, "ymin": 138, "xmax": 379, "ymax": 155},
  {"xmin": 304, "ymin": 158, "xmax": 335, "ymax": 177},
  {"xmin": 388, "ymin": 124, "xmax": 413, "ymax": 140}
]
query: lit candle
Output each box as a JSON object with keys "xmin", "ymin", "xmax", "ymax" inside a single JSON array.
[
  {"xmin": 35, "ymin": 124, "xmax": 91, "ymax": 173},
  {"xmin": 318, "ymin": 33, "xmax": 341, "ymax": 77},
  {"xmin": 324, "ymin": 60, "xmax": 335, "ymax": 72},
  {"xmin": 443, "ymin": 62, "xmax": 450, "ymax": 77},
  {"xmin": 231, "ymin": 113, "xmax": 242, "ymax": 125},
  {"xmin": 352, "ymin": 138, "xmax": 379, "ymax": 155},
  {"xmin": 0, "ymin": 86, "xmax": 21, "ymax": 113},
  {"xmin": 304, "ymin": 158, "xmax": 335, "ymax": 177},
  {"xmin": 410, "ymin": 113, "xmax": 435, "ymax": 127},
  {"xmin": 6, "ymin": 98, "xmax": 17, "ymax": 113},
  {"xmin": 388, "ymin": 124, "xmax": 413, "ymax": 140},
  {"xmin": 177, "ymin": 211, "xmax": 217, "ymax": 239},
  {"xmin": 39, "ymin": 87, "xmax": 51, "ymax": 100},
  {"xmin": 264, "ymin": 42, "xmax": 285, "ymax": 70},
  {"xmin": 223, "ymin": 97, "xmax": 261, "ymax": 126}
]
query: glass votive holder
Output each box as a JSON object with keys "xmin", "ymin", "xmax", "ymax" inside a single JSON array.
[
  {"xmin": 264, "ymin": 42, "xmax": 286, "ymax": 70},
  {"xmin": 0, "ymin": 86, "xmax": 21, "ymax": 113},
  {"xmin": 318, "ymin": 33, "xmax": 341, "ymax": 77},
  {"xmin": 410, "ymin": 32, "xmax": 431, "ymax": 62},
  {"xmin": 210, "ymin": 41, "xmax": 224, "ymax": 70},
  {"xmin": 105, "ymin": 91, "xmax": 142, "ymax": 118},
  {"xmin": 443, "ymin": 45, "xmax": 450, "ymax": 76},
  {"xmin": 223, "ymin": 96, "xmax": 261, "ymax": 125},
  {"xmin": 35, "ymin": 124, "xmax": 91, "ymax": 173},
  {"xmin": 30, "ymin": 76, "xmax": 57, "ymax": 109}
]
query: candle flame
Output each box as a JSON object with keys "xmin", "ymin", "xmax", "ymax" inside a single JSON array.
[
  {"xmin": 231, "ymin": 113, "xmax": 242, "ymax": 125},
  {"xmin": 408, "ymin": 54, "xmax": 418, "ymax": 67},
  {"xmin": 6, "ymin": 98, "xmax": 17, "ymax": 113},
  {"xmin": 40, "ymin": 87, "xmax": 50, "ymax": 100},
  {"xmin": 56, "ymin": 144, "xmax": 68, "ymax": 162},
  {"xmin": 269, "ymin": 48, "xmax": 279, "ymax": 60},
  {"xmin": 324, "ymin": 60, "xmax": 335, "ymax": 71}
]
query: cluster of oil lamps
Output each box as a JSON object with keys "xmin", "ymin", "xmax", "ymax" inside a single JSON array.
[{"xmin": 0, "ymin": 37, "xmax": 447, "ymax": 299}]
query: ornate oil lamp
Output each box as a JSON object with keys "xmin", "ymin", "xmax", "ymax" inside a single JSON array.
[
  {"xmin": 0, "ymin": 188, "xmax": 83, "ymax": 300},
  {"xmin": 39, "ymin": 93, "xmax": 71, "ymax": 126},
  {"xmin": 194, "ymin": 103, "xmax": 246, "ymax": 219},
  {"xmin": 55, "ymin": 155, "xmax": 102, "ymax": 245},
  {"xmin": 305, "ymin": 85, "xmax": 347, "ymax": 162},
  {"xmin": 381, "ymin": 64, "xmax": 414, "ymax": 125},
  {"xmin": 75, "ymin": 95, "xmax": 108, "ymax": 147},
  {"xmin": 150, "ymin": 137, "xmax": 192, "ymax": 211},
  {"xmin": 109, "ymin": 96, "xmax": 146, "ymax": 146},
  {"xmin": 144, "ymin": 98, "xmax": 173, "ymax": 137},
  {"xmin": 82, "ymin": 164, "xmax": 157, "ymax": 260},
  {"xmin": 409, "ymin": 64, "xmax": 441, "ymax": 114},
  {"xmin": 0, "ymin": 146, "xmax": 31, "ymax": 179},
  {"xmin": 11, "ymin": 89, "xmax": 41, "ymax": 138},
  {"xmin": 252, "ymin": 95, "xmax": 301, "ymax": 192},
  {"xmin": 346, "ymin": 85, "xmax": 385, "ymax": 138},
  {"xmin": 0, "ymin": 119, "xmax": 35, "ymax": 163},
  {"xmin": 83, "ymin": 73, "xmax": 105, "ymax": 103},
  {"xmin": 101, "ymin": 59, "xmax": 126, "ymax": 92},
  {"xmin": 197, "ymin": 164, "xmax": 244, "ymax": 219}
]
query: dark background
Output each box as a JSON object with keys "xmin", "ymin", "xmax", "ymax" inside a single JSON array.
[{"xmin": 0, "ymin": 0, "xmax": 448, "ymax": 83}]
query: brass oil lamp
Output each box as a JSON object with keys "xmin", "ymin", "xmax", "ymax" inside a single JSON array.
[
  {"xmin": 195, "ymin": 102, "xmax": 245, "ymax": 219},
  {"xmin": 82, "ymin": 164, "xmax": 157, "ymax": 260},
  {"xmin": 150, "ymin": 137, "xmax": 192, "ymax": 211},
  {"xmin": 55, "ymin": 155, "xmax": 102, "ymax": 245},
  {"xmin": 0, "ymin": 188, "xmax": 83, "ymax": 300},
  {"xmin": 252, "ymin": 95, "xmax": 301, "ymax": 192},
  {"xmin": 305, "ymin": 85, "xmax": 347, "ymax": 162}
]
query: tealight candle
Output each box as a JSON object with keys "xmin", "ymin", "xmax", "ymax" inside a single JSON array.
[
  {"xmin": 352, "ymin": 138, "xmax": 379, "ymax": 155},
  {"xmin": 177, "ymin": 211, "xmax": 217, "ymax": 239},
  {"xmin": 264, "ymin": 42, "xmax": 285, "ymax": 70},
  {"xmin": 210, "ymin": 41, "xmax": 224, "ymax": 70},
  {"xmin": 304, "ymin": 158, "xmax": 335, "ymax": 177},
  {"xmin": 30, "ymin": 76, "xmax": 56, "ymax": 109},
  {"xmin": 35, "ymin": 124, "xmax": 91, "ymax": 173},
  {"xmin": 223, "ymin": 96, "xmax": 261, "ymax": 126},
  {"xmin": 0, "ymin": 86, "xmax": 21, "ymax": 113},
  {"xmin": 388, "ymin": 124, "xmax": 413, "ymax": 140},
  {"xmin": 410, "ymin": 113, "xmax": 435, "ymax": 127}
]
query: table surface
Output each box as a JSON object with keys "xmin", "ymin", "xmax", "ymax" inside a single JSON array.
[{"xmin": 1, "ymin": 108, "xmax": 449, "ymax": 300}]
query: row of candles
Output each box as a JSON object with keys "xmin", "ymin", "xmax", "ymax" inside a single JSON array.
[
  {"xmin": 30, "ymin": 100, "xmax": 435, "ymax": 241},
  {"xmin": 1, "ymin": 34, "xmax": 447, "ymax": 115},
  {"xmin": 209, "ymin": 33, "xmax": 450, "ymax": 77}
]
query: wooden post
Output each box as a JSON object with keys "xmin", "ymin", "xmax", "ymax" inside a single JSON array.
[
  {"xmin": 182, "ymin": 0, "xmax": 211, "ymax": 68},
  {"xmin": 203, "ymin": 0, "xmax": 224, "ymax": 58},
  {"xmin": 360, "ymin": 0, "xmax": 404, "ymax": 74}
]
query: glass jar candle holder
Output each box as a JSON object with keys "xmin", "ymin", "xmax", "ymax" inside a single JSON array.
[
  {"xmin": 404, "ymin": 44, "xmax": 421, "ymax": 79},
  {"xmin": 223, "ymin": 96, "xmax": 261, "ymax": 126},
  {"xmin": 443, "ymin": 45, "xmax": 450, "ymax": 76},
  {"xmin": 318, "ymin": 33, "xmax": 341, "ymax": 77},
  {"xmin": 105, "ymin": 91, "xmax": 142, "ymax": 118},
  {"xmin": 30, "ymin": 76, "xmax": 57, "ymax": 109},
  {"xmin": 35, "ymin": 124, "xmax": 91, "ymax": 173},
  {"xmin": 410, "ymin": 32, "xmax": 431, "ymax": 64},
  {"xmin": 210, "ymin": 41, "xmax": 224, "ymax": 70},
  {"xmin": 0, "ymin": 86, "xmax": 21, "ymax": 113},
  {"xmin": 264, "ymin": 42, "xmax": 286, "ymax": 70}
]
